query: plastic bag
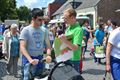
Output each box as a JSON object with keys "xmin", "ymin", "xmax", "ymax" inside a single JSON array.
[{"xmin": 95, "ymin": 45, "xmax": 105, "ymax": 58}]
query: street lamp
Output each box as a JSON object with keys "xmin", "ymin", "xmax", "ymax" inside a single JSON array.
[
  {"xmin": 70, "ymin": 0, "xmax": 82, "ymax": 9},
  {"xmin": 72, "ymin": 0, "xmax": 75, "ymax": 9}
]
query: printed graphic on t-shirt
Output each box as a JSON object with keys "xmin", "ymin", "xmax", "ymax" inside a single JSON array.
[
  {"xmin": 32, "ymin": 32, "xmax": 44, "ymax": 49},
  {"xmin": 35, "ymin": 41, "xmax": 42, "ymax": 48}
]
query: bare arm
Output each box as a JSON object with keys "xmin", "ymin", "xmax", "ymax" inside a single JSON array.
[
  {"xmin": 86, "ymin": 26, "xmax": 95, "ymax": 33},
  {"xmin": 45, "ymin": 39, "xmax": 52, "ymax": 63},
  {"xmin": 20, "ymin": 40, "xmax": 32, "ymax": 62},
  {"xmin": 64, "ymin": 40, "xmax": 78, "ymax": 51},
  {"xmin": 106, "ymin": 42, "xmax": 112, "ymax": 71},
  {"xmin": 20, "ymin": 40, "xmax": 39, "ymax": 65},
  {"xmin": 106, "ymin": 42, "xmax": 112, "ymax": 65},
  {"xmin": 45, "ymin": 39, "xmax": 51, "ymax": 56},
  {"xmin": 44, "ymin": 31, "xmax": 52, "ymax": 63}
]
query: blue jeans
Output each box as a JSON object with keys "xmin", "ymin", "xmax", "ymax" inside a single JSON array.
[
  {"xmin": 83, "ymin": 39, "xmax": 88, "ymax": 55},
  {"xmin": 50, "ymin": 40, "xmax": 54, "ymax": 46},
  {"xmin": 67, "ymin": 60, "xmax": 81, "ymax": 74},
  {"xmin": 110, "ymin": 56, "xmax": 120, "ymax": 80},
  {"xmin": 22, "ymin": 55, "xmax": 45, "ymax": 80}
]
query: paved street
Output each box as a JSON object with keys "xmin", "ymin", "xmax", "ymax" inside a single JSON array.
[
  {"xmin": 0, "ymin": 57, "xmax": 22, "ymax": 80},
  {"xmin": 81, "ymin": 40, "xmax": 106, "ymax": 80},
  {"xmin": 81, "ymin": 51, "xmax": 106, "ymax": 80},
  {"xmin": 0, "ymin": 43, "xmax": 107, "ymax": 80}
]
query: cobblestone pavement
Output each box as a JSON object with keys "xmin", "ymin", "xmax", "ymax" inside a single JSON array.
[
  {"xmin": 0, "ymin": 43, "xmax": 108, "ymax": 80},
  {"xmin": 0, "ymin": 57, "xmax": 22, "ymax": 80}
]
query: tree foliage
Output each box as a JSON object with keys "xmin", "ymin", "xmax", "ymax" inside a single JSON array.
[
  {"xmin": 0, "ymin": 0, "xmax": 17, "ymax": 21},
  {"xmin": 0, "ymin": 0, "xmax": 31, "ymax": 22},
  {"xmin": 16, "ymin": 6, "xmax": 31, "ymax": 22}
]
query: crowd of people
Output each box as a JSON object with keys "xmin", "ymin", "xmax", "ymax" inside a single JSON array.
[{"xmin": 0, "ymin": 8, "xmax": 120, "ymax": 80}]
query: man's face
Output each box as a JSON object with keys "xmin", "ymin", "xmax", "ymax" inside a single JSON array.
[
  {"xmin": 33, "ymin": 16, "xmax": 43, "ymax": 27},
  {"xmin": 43, "ymin": 16, "xmax": 50, "ymax": 25},
  {"xmin": 63, "ymin": 12, "xmax": 72, "ymax": 24}
]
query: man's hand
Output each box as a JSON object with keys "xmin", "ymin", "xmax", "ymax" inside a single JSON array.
[
  {"xmin": 46, "ymin": 55, "xmax": 52, "ymax": 63},
  {"xmin": 58, "ymin": 34, "xmax": 67, "ymax": 43},
  {"xmin": 29, "ymin": 59, "xmax": 39, "ymax": 65},
  {"xmin": 106, "ymin": 64, "xmax": 111, "ymax": 72}
]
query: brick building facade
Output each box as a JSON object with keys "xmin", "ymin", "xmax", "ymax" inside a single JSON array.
[
  {"xmin": 97, "ymin": 0, "xmax": 120, "ymax": 25},
  {"xmin": 48, "ymin": 0, "xmax": 66, "ymax": 19}
]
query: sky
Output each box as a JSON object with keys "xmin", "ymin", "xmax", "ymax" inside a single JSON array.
[{"xmin": 16, "ymin": 0, "xmax": 55, "ymax": 9}]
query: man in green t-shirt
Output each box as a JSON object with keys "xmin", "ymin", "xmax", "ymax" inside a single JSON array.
[{"xmin": 59, "ymin": 8, "xmax": 83, "ymax": 73}]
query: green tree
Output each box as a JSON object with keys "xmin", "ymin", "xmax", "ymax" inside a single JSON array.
[
  {"xmin": 0, "ymin": 0, "xmax": 17, "ymax": 21},
  {"xmin": 17, "ymin": 6, "xmax": 31, "ymax": 22}
]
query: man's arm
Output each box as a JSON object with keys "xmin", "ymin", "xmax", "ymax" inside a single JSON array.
[
  {"xmin": 45, "ymin": 39, "xmax": 51, "ymax": 55},
  {"xmin": 106, "ymin": 42, "xmax": 112, "ymax": 72},
  {"xmin": 20, "ymin": 40, "xmax": 39, "ymax": 65},
  {"xmin": 64, "ymin": 40, "xmax": 79, "ymax": 51},
  {"xmin": 45, "ymin": 30, "xmax": 52, "ymax": 55},
  {"xmin": 45, "ymin": 30, "xmax": 52, "ymax": 63},
  {"xmin": 87, "ymin": 29, "xmax": 95, "ymax": 33}
]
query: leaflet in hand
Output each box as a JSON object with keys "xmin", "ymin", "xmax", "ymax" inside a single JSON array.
[{"xmin": 53, "ymin": 34, "xmax": 73, "ymax": 62}]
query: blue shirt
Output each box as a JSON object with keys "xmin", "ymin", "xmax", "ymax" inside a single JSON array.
[
  {"xmin": 10, "ymin": 35, "xmax": 19, "ymax": 57},
  {"xmin": 82, "ymin": 27, "xmax": 90, "ymax": 40},
  {"xmin": 94, "ymin": 29, "xmax": 105, "ymax": 45},
  {"xmin": 93, "ymin": 38, "xmax": 99, "ymax": 45}
]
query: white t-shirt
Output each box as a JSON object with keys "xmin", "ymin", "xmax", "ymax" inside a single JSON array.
[
  {"xmin": 104, "ymin": 25, "xmax": 113, "ymax": 34},
  {"xmin": 108, "ymin": 27, "xmax": 120, "ymax": 59}
]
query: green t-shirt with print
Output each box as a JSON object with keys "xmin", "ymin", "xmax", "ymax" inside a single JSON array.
[{"xmin": 65, "ymin": 22, "xmax": 83, "ymax": 61}]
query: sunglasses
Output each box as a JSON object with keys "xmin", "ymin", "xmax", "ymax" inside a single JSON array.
[
  {"xmin": 37, "ymin": 18, "xmax": 43, "ymax": 21},
  {"xmin": 34, "ymin": 16, "xmax": 43, "ymax": 21}
]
